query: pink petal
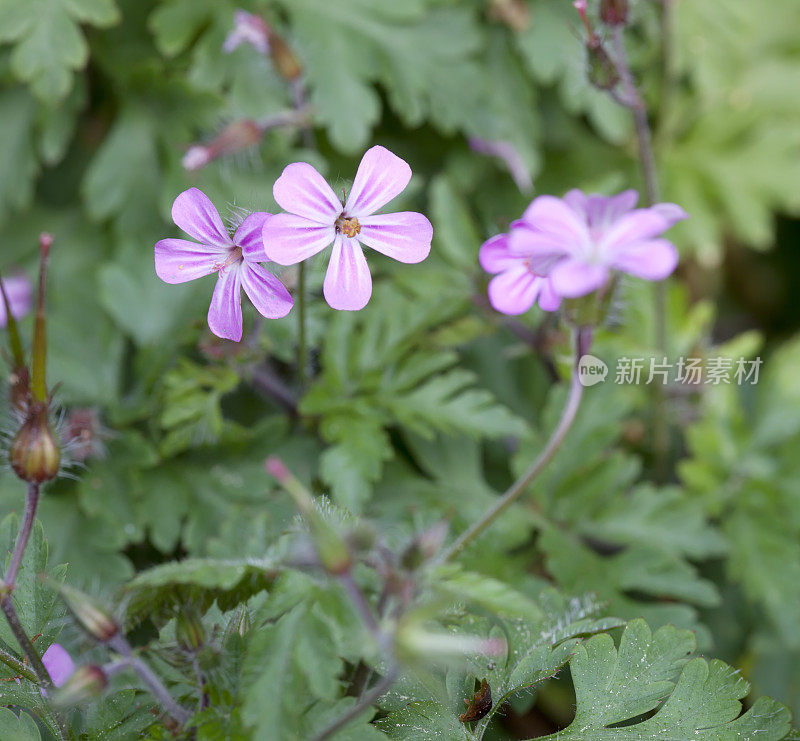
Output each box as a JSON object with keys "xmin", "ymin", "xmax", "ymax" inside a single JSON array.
[
  {"xmin": 563, "ymin": 189, "xmax": 588, "ymax": 216},
  {"xmin": 487, "ymin": 267, "xmax": 542, "ymax": 316},
  {"xmin": 42, "ymin": 644, "xmax": 75, "ymax": 688},
  {"xmin": 273, "ymin": 162, "xmax": 341, "ymax": 224},
  {"xmin": 358, "ymin": 211, "xmax": 432, "ymax": 263},
  {"xmin": 345, "ymin": 145, "xmax": 412, "ymax": 218},
  {"xmin": 241, "ymin": 263, "xmax": 294, "ymax": 319},
  {"xmin": 323, "ymin": 236, "xmax": 372, "ymax": 311},
  {"xmin": 651, "ymin": 202, "xmax": 689, "ymax": 228},
  {"xmin": 234, "ymin": 212, "xmax": 271, "ymax": 261},
  {"xmin": 155, "ymin": 238, "xmax": 224, "ymax": 284},
  {"xmin": 550, "ymin": 258, "xmax": 610, "ymax": 298},
  {"xmin": 208, "ymin": 265, "xmax": 243, "ymax": 341},
  {"xmin": 0, "ymin": 275, "xmax": 32, "ymax": 327},
  {"xmin": 582, "ymin": 190, "xmax": 639, "ymax": 229},
  {"xmin": 479, "ymin": 234, "xmax": 520, "ymax": 274},
  {"xmin": 262, "ymin": 213, "xmax": 335, "ymax": 265},
  {"xmin": 538, "ymin": 277, "xmax": 562, "ymax": 311},
  {"xmin": 600, "ymin": 209, "xmax": 673, "ymax": 251},
  {"xmin": 611, "ymin": 238, "xmax": 679, "ymax": 280},
  {"xmin": 520, "ymin": 195, "xmax": 590, "ymax": 247},
  {"xmin": 508, "ymin": 225, "xmax": 570, "ymax": 275},
  {"xmin": 171, "ymin": 188, "xmax": 232, "ymax": 248}
]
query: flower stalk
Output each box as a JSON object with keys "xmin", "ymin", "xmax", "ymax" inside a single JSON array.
[
  {"xmin": 3, "ymin": 483, "xmax": 40, "ymax": 587},
  {"xmin": 439, "ymin": 326, "xmax": 590, "ymax": 563}
]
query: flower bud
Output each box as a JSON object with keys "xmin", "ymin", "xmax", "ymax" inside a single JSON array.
[
  {"xmin": 10, "ymin": 402, "xmax": 60, "ymax": 484},
  {"xmin": 600, "ymin": 0, "xmax": 628, "ymax": 25},
  {"xmin": 175, "ymin": 609, "xmax": 205, "ymax": 652},
  {"xmin": 587, "ymin": 39, "xmax": 620, "ymax": 91},
  {"xmin": 56, "ymin": 582, "xmax": 119, "ymax": 642},
  {"xmin": 401, "ymin": 521, "xmax": 449, "ymax": 571},
  {"xmin": 51, "ymin": 665, "xmax": 107, "ymax": 706},
  {"xmin": 269, "ymin": 34, "xmax": 303, "ymax": 82}
]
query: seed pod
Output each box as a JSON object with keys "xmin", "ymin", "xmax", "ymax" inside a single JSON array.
[
  {"xmin": 10, "ymin": 401, "xmax": 60, "ymax": 484},
  {"xmin": 600, "ymin": 0, "xmax": 629, "ymax": 26},
  {"xmin": 587, "ymin": 39, "xmax": 620, "ymax": 91}
]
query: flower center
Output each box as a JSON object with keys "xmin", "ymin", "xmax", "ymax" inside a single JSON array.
[
  {"xmin": 215, "ymin": 245, "xmax": 243, "ymax": 272},
  {"xmin": 335, "ymin": 215, "xmax": 361, "ymax": 238}
]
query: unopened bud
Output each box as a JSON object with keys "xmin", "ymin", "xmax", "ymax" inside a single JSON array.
[
  {"xmin": 10, "ymin": 401, "xmax": 60, "ymax": 483},
  {"xmin": 600, "ymin": 0, "xmax": 628, "ymax": 25},
  {"xmin": 401, "ymin": 521, "xmax": 449, "ymax": 571},
  {"xmin": 56, "ymin": 582, "xmax": 119, "ymax": 642},
  {"xmin": 587, "ymin": 39, "xmax": 620, "ymax": 91},
  {"xmin": 269, "ymin": 34, "xmax": 303, "ymax": 82},
  {"xmin": 176, "ymin": 609, "xmax": 205, "ymax": 652},
  {"xmin": 182, "ymin": 120, "xmax": 262, "ymax": 171},
  {"xmin": 51, "ymin": 665, "xmax": 107, "ymax": 706}
]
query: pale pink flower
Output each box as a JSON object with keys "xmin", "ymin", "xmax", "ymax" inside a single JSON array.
[
  {"xmin": 223, "ymin": 10, "xmax": 270, "ymax": 55},
  {"xmin": 155, "ymin": 188, "xmax": 293, "ymax": 341},
  {"xmin": 0, "ymin": 275, "xmax": 32, "ymax": 327},
  {"xmin": 262, "ymin": 146, "xmax": 433, "ymax": 311},
  {"xmin": 42, "ymin": 643, "xmax": 75, "ymax": 687},
  {"xmin": 509, "ymin": 189, "xmax": 687, "ymax": 299},
  {"xmin": 479, "ymin": 233, "xmax": 561, "ymax": 315}
]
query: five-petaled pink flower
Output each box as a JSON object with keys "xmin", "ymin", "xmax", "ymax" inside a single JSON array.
[
  {"xmin": 509, "ymin": 189, "xmax": 687, "ymax": 300},
  {"xmin": 0, "ymin": 275, "xmax": 32, "ymax": 328},
  {"xmin": 479, "ymin": 234, "xmax": 561, "ymax": 315},
  {"xmin": 262, "ymin": 146, "xmax": 433, "ymax": 311},
  {"xmin": 155, "ymin": 188, "xmax": 293, "ymax": 341}
]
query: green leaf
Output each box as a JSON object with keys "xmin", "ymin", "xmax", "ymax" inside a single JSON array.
[
  {"xmin": 0, "ymin": 89, "xmax": 39, "ymax": 222},
  {"xmin": 540, "ymin": 619, "xmax": 791, "ymax": 740},
  {"xmin": 0, "ymin": 708, "xmax": 41, "ymax": 740},
  {"xmin": 0, "ymin": 0, "xmax": 119, "ymax": 100},
  {"xmin": 123, "ymin": 557, "xmax": 280, "ymax": 626},
  {"xmin": 0, "ymin": 516, "xmax": 67, "ymax": 647}
]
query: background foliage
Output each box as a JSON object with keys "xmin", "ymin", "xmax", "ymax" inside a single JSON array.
[{"xmin": 1, "ymin": 0, "xmax": 800, "ymax": 738}]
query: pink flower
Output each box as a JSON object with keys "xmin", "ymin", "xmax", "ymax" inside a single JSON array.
[
  {"xmin": 0, "ymin": 275, "xmax": 32, "ymax": 327},
  {"xmin": 262, "ymin": 146, "xmax": 433, "ymax": 311},
  {"xmin": 155, "ymin": 188, "xmax": 293, "ymax": 341},
  {"xmin": 42, "ymin": 643, "xmax": 75, "ymax": 687},
  {"xmin": 479, "ymin": 234, "xmax": 561, "ymax": 315},
  {"xmin": 223, "ymin": 10, "xmax": 270, "ymax": 55},
  {"xmin": 509, "ymin": 189, "xmax": 687, "ymax": 299}
]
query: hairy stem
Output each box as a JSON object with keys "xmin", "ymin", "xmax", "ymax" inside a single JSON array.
[
  {"xmin": 610, "ymin": 27, "xmax": 669, "ymax": 482},
  {"xmin": 109, "ymin": 635, "xmax": 191, "ymax": 726},
  {"xmin": 311, "ymin": 666, "xmax": 398, "ymax": 741},
  {"xmin": 439, "ymin": 327, "xmax": 590, "ymax": 563},
  {"xmin": 0, "ymin": 644, "xmax": 38, "ymax": 682},
  {"xmin": 0, "ymin": 597, "xmax": 51, "ymax": 686},
  {"xmin": 5, "ymin": 484, "xmax": 40, "ymax": 588}
]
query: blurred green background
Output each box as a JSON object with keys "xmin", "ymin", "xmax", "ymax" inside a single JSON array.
[{"xmin": 1, "ymin": 0, "xmax": 800, "ymax": 733}]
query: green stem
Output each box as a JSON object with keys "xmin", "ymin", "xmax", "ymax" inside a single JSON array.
[
  {"xmin": 439, "ymin": 327, "xmax": 589, "ymax": 563},
  {"xmin": 31, "ymin": 235, "xmax": 53, "ymax": 403},
  {"xmin": 297, "ymin": 262, "xmax": 307, "ymax": 387},
  {"xmin": 0, "ymin": 272, "xmax": 25, "ymax": 368},
  {"xmin": 0, "ymin": 644, "xmax": 37, "ymax": 682}
]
